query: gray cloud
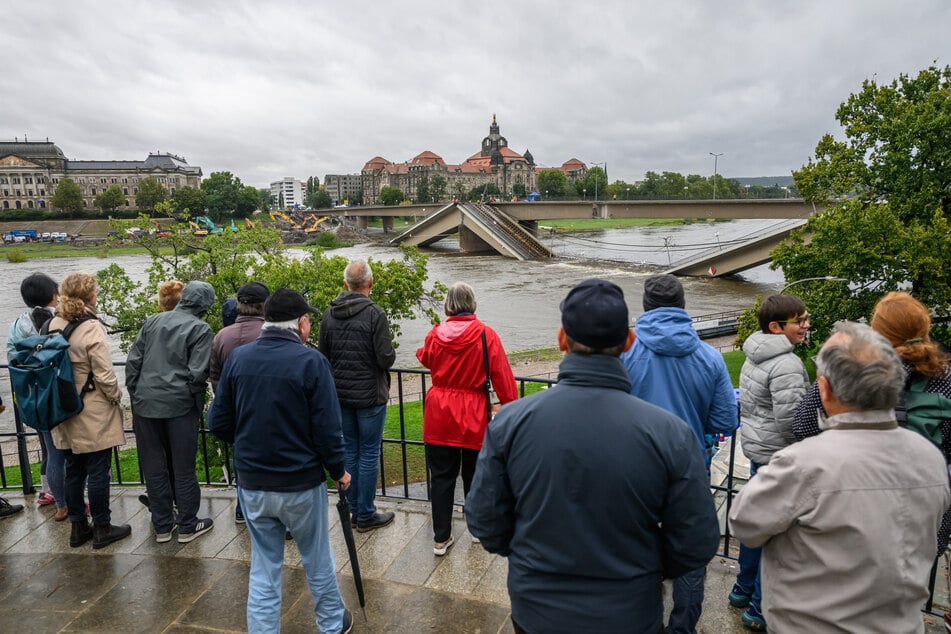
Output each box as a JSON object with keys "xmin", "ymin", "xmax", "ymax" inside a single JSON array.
[{"xmin": 2, "ymin": 1, "xmax": 948, "ymax": 188}]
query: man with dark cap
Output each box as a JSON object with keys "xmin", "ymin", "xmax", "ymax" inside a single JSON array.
[
  {"xmin": 621, "ymin": 273, "xmax": 737, "ymax": 634},
  {"xmin": 210, "ymin": 280, "xmax": 270, "ymax": 523},
  {"xmin": 208, "ymin": 288, "xmax": 353, "ymax": 634},
  {"xmin": 466, "ymin": 278, "xmax": 720, "ymax": 634},
  {"xmin": 319, "ymin": 259, "xmax": 396, "ymax": 532}
]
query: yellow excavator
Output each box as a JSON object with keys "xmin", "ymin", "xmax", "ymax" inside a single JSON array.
[
  {"xmin": 302, "ymin": 214, "xmax": 331, "ymax": 233},
  {"xmin": 189, "ymin": 221, "xmax": 208, "ymax": 236},
  {"xmin": 269, "ymin": 211, "xmax": 301, "ymax": 229},
  {"xmin": 245, "ymin": 217, "xmax": 256, "ymax": 230}
]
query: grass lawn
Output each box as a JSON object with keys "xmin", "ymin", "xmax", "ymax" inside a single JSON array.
[{"xmin": 539, "ymin": 217, "xmax": 689, "ymax": 232}]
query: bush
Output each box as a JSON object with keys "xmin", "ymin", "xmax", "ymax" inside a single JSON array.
[{"xmin": 5, "ymin": 250, "xmax": 28, "ymax": 263}]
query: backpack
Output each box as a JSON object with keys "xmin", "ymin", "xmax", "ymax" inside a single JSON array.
[
  {"xmin": 894, "ymin": 374, "xmax": 951, "ymax": 449},
  {"xmin": 9, "ymin": 316, "xmax": 96, "ymax": 431}
]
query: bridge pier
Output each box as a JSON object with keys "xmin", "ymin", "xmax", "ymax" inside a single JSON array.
[
  {"xmin": 355, "ymin": 216, "xmax": 368, "ymax": 230},
  {"xmin": 459, "ymin": 225, "xmax": 495, "ymax": 254},
  {"xmin": 382, "ymin": 217, "xmax": 394, "ymax": 234}
]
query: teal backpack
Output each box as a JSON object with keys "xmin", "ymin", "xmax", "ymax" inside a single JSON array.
[
  {"xmin": 895, "ymin": 374, "xmax": 951, "ymax": 448},
  {"xmin": 9, "ymin": 318, "xmax": 94, "ymax": 431}
]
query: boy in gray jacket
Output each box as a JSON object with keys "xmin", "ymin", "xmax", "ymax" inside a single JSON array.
[{"xmin": 728, "ymin": 294, "xmax": 810, "ymax": 631}]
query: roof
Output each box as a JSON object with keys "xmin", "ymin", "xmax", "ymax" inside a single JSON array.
[
  {"xmin": 362, "ymin": 156, "xmax": 390, "ymax": 171},
  {"xmin": 411, "ymin": 151, "xmax": 445, "ymax": 166},
  {"xmin": 0, "ymin": 141, "xmax": 65, "ymax": 160}
]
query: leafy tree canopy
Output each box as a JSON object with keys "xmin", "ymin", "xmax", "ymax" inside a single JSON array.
[
  {"xmin": 201, "ymin": 171, "xmax": 245, "ymax": 221},
  {"xmin": 774, "ymin": 65, "xmax": 951, "ymax": 344},
  {"xmin": 536, "ymin": 169, "xmax": 568, "ymax": 198},
  {"xmin": 379, "ymin": 186, "xmax": 405, "ymax": 206},
  {"xmin": 51, "ymin": 178, "xmax": 84, "ymax": 216},
  {"xmin": 94, "ymin": 185, "xmax": 125, "ymax": 215},
  {"xmin": 135, "ymin": 176, "xmax": 167, "ymax": 216},
  {"xmin": 97, "ymin": 216, "xmax": 446, "ymax": 351},
  {"xmin": 306, "ymin": 188, "xmax": 333, "ymax": 209},
  {"xmin": 170, "ymin": 186, "xmax": 206, "ymax": 220}
]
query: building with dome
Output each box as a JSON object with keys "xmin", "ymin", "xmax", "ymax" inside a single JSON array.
[{"xmin": 0, "ymin": 138, "xmax": 201, "ymax": 213}]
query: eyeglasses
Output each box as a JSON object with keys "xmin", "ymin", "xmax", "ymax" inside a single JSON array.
[{"xmin": 776, "ymin": 313, "xmax": 811, "ymax": 326}]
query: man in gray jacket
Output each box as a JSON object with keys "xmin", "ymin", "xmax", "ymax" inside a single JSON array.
[
  {"xmin": 730, "ymin": 322, "xmax": 949, "ymax": 633},
  {"xmin": 319, "ymin": 260, "xmax": 396, "ymax": 532},
  {"xmin": 127, "ymin": 280, "xmax": 216, "ymax": 544}
]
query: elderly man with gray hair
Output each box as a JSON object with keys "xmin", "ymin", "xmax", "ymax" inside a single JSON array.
[{"xmin": 730, "ymin": 321, "xmax": 950, "ymax": 633}]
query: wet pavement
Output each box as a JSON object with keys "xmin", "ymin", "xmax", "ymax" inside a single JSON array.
[{"xmin": 0, "ymin": 487, "xmax": 947, "ymax": 633}]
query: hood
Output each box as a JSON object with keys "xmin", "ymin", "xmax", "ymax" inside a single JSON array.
[
  {"xmin": 433, "ymin": 315, "xmax": 481, "ymax": 354},
  {"xmin": 175, "ymin": 281, "xmax": 216, "ymax": 317},
  {"xmin": 329, "ymin": 291, "xmax": 373, "ymax": 319},
  {"xmin": 634, "ymin": 307, "xmax": 699, "ymax": 357},
  {"xmin": 742, "ymin": 330, "xmax": 795, "ymax": 363}
]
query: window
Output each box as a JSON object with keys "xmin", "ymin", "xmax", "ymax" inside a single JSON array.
[
  {"xmin": 25, "ymin": 177, "xmax": 32, "ymax": 184},
  {"xmin": 123, "ymin": 188, "xmax": 128, "ymax": 195},
  {"xmin": 0, "ymin": 178, "xmax": 6, "ymax": 184},
  {"xmin": 38, "ymin": 200, "xmax": 45, "ymax": 208},
  {"xmin": 111, "ymin": 178, "xmax": 117, "ymax": 183},
  {"xmin": 2, "ymin": 201, "xmax": 7, "ymax": 209},
  {"xmin": 27, "ymin": 201, "xmax": 33, "ymax": 209},
  {"xmin": 15, "ymin": 190, "xmax": 20, "ymax": 196},
  {"xmin": 39, "ymin": 190, "xmax": 45, "ymax": 196},
  {"xmin": 13, "ymin": 177, "xmax": 20, "ymax": 184},
  {"xmin": 15, "ymin": 201, "xmax": 20, "ymax": 209},
  {"xmin": 52, "ymin": 178, "xmax": 58, "ymax": 184},
  {"xmin": 100, "ymin": 178, "xmax": 107, "ymax": 184},
  {"xmin": 79, "ymin": 178, "xmax": 85, "ymax": 184},
  {"xmin": 28, "ymin": 189, "xmax": 33, "ymax": 196}
]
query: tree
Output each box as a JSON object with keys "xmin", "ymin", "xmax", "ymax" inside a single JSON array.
[
  {"xmin": 773, "ymin": 65, "xmax": 951, "ymax": 343},
  {"xmin": 379, "ymin": 186, "xmax": 405, "ymax": 206},
  {"xmin": 94, "ymin": 185, "xmax": 125, "ymax": 215},
  {"xmin": 235, "ymin": 185, "xmax": 260, "ymax": 217},
  {"xmin": 201, "ymin": 171, "xmax": 245, "ymax": 221},
  {"xmin": 258, "ymin": 188, "xmax": 271, "ymax": 212},
  {"xmin": 468, "ymin": 182, "xmax": 501, "ymax": 201},
  {"xmin": 170, "ymin": 186, "xmax": 206, "ymax": 219},
  {"xmin": 95, "ymin": 218, "xmax": 445, "ymax": 350},
  {"xmin": 135, "ymin": 176, "xmax": 167, "ymax": 216},
  {"xmin": 578, "ymin": 167, "xmax": 608, "ymax": 199},
  {"xmin": 415, "ymin": 176, "xmax": 431, "ymax": 204},
  {"xmin": 536, "ymin": 169, "xmax": 568, "ymax": 198},
  {"xmin": 511, "ymin": 183, "xmax": 527, "ymax": 198},
  {"xmin": 430, "ymin": 175, "xmax": 447, "ymax": 203},
  {"xmin": 51, "ymin": 178, "xmax": 84, "ymax": 217},
  {"xmin": 306, "ymin": 188, "xmax": 333, "ymax": 209}
]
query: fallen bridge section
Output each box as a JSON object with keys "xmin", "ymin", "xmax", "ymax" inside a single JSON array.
[
  {"xmin": 665, "ymin": 219, "xmax": 810, "ymax": 277},
  {"xmin": 389, "ymin": 202, "xmax": 553, "ymax": 260}
]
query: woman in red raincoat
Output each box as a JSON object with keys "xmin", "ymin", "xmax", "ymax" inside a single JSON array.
[{"xmin": 417, "ymin": 282, "xmax": 517, "ymax": 556}]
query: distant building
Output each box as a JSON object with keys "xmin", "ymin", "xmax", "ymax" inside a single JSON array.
[
  {"xmin": 361, "ymin": 115, "xmax": 581, "ymax": 204},
  {"xmin": 324, "ymin": 174, "xmax": 362, "ymax": 206},
  {"xmin": 0, "ymin": 139, "xmax": 201, "ymax": 213},
  {"xmin": 269, "ymin": 177, "xmax": 307, "ymax": 210}
]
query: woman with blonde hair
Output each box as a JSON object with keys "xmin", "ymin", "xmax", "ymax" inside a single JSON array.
[
  {"xmin": 48, "ymin": 272, "xmax": 131, "ymax": 549},
  {"xmin": 157, "ymin": 280, "xmax": 184, "ymax": 312}
]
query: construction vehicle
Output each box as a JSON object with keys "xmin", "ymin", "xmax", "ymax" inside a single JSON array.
[
  {"xmin": 269, "ymin": 211, "xmax": 301, "ymax": 229},
  {"xmin": 245, "ymin": 217, "xmax": 256, "ymax": 230},
  {"xmin": 195, "ymin": 216, "xmax": 224, "ymax": 234},
  {"xmin": 189, "ymin": 221, "xmax": 208, "ymax": 236},
  {"xmin": 302, "ymin": 214, "xmax": 331, "ymax": 233},
  {"xmin": 230, "ymin": 219, "xmax": 239, "ymax": 233}
]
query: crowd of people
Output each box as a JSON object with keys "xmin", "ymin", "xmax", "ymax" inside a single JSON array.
[{"xmin": 2, "ymin": 267, "xmax": 950, "ymax": 634}]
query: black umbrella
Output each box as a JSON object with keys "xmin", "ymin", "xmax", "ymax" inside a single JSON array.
[{"xmin": 336, "ymin": 487, "xmax": 366, "ymax": 609}]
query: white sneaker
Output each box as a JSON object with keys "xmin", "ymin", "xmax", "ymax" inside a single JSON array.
[
  {"xmin": 471, "ymin": 535, "xmax": 480, "ymax": 544},
  {"xmin": 434, "ymin": 535, "xmax": 454, "ymax": 556},
  {"xmin": 155, "ymin": 523, "xmax": 177, "ymax": 543}
]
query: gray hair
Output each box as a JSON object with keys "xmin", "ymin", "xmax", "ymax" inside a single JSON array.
[
  {"xmin": 444, "ymin": 282, "xmax": 477, "ymax": 316},
  {"xmin": 815, "ymin": 321, "xmax": 906, "ymax": 410},
  {"xmin": 261, "ymin": 318, "xmax": 302, "ymax": 333},
  {"xmin": 345, "ymin": 259, "xmax": 373, "ymax": 290}
]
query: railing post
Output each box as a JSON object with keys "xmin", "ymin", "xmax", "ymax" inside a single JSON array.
[{"xmin": 8, "ymin": 374, "xmax": 35, "ymax": 494}]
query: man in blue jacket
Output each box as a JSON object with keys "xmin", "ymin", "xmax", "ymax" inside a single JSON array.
[
  {"xmin": 208, "ymin": 289, "xmax": 353, "ymax": 634},
  {"xmin": 621, "ymin": 274, "xmax": 737, "ymax": 634},
  {"xmin": 466, "ymin": 278, "xmax": 720, "ymax": 634}
]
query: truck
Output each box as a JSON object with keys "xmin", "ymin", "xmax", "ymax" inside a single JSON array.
[{"xmin": 3, "ymin": 229, "xmax": 38, "ymax": 243}]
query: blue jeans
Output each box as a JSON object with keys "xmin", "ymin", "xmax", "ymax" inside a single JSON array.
[
  {"xmin": 735, "ymin": 461, "xmax": 763, "ymax": 610},
  {"xmin": 340, "ymin": 404, "xmax": 387, "ymax": 521},
  {"xmin": 63, "ymin": 448, "xmax": 113, "ymax": 525},
  {"xmin": 238, "ymin": 484, "xmax": 346, "ymax": 633},
  {"xmin": 669, "ymin": 566, "xmax": 705, "ymax": 633},
  {"xmin": 43, "ymin": 431, "xmax": 67, "ymax": 509}
]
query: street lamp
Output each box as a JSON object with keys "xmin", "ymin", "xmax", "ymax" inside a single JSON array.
[
  {"xmin": 781, "ymin": 276, "xmax": 847, "ymax": 293},
  {"xmin": 590, "ymin": 161, "xmax": 606, "ymax": 201},
  {"xmin": 709, "ymin": 152, "xmax": 723, "ymax": 200},
  {"xmin": 626, "ymin": 187, "xmax": 630, "ymax": 200},
  {"xmin": 583, "ymin": 188, "xmax": 587, "ymax": 201},
  {"xmin": 683, "ymin": 186, "xmax": 688, "ymax": 200}
]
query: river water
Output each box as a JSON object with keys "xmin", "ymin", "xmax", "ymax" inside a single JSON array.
[{"xmin": 0, "ymin": 219, "xmax": 785, "ymax": 434}]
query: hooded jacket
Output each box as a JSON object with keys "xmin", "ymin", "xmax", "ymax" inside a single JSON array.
[
  {"xmin": 738, "ymin": 330, "xmax": 809, "ymax": 465},
  {"xmin": 318, "ymin": 291, "xmax": 395, "ymax": 408},
  {"xmin": 416, "ymin": 314, "xmax": 517, "ymax": 449},
  {"xmin": 126, "ymin": 281, "xmax": 215, "ymax": 418},
  {"xmin": 622, "ymin": 307, "xmax": 738, "ymax": 452}
]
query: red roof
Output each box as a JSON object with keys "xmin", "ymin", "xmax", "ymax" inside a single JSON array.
[{"xmin": 411, "ymin": 150, "xmax": 445, "ymax": 165}]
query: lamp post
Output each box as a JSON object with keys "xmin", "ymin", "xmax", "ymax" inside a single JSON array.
[
  {"xmin": 780, "ymin": 276, "xmax": 847, "ymax": 293},
  {"xmin": 626, "ymin": 187, "xmax": 630, "ymax": 200},
  {"xmin": 709, "ymin": 152, "xmax": 723, "ymax": 200},
  {"xmin": 590, "ymin": 161, "xmax": 606, "ymax": 201},
  {"xmin": 583, "ymin": 188, "xmax": 587, "ymax": 201},
  {"xmin": 683, "ymin": 186, "xmax": 688, "ymax": 200}
]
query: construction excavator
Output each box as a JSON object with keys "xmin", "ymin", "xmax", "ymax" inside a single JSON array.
[
  {"xmin": 188, "ymin": 221, "xmax": 208, "ymax": 236},
  {"xmin": 195, "ymin": 216, "xmax": 224, "ymax": 234},
  {"xmin": 301, "ymin": 214, "xmax": 331, "ymax": 233},
  {"xmin": 268, "ymin": 211, "xmax": 301, "ymax": 229},
  {"xmin": 245, "ymin": 217, "xmax": 256, "ymax": 230}
]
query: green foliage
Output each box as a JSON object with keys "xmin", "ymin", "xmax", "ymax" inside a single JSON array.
[
  {"xmin": 512, "ymin": 183, "xmax": 527, "ymax": 198},
  {"xmin": 94, "ymin": 185, "xmax": 125, "ymax": 215},
  {"xmin": 379, "ymin": 186, "xmax": 405, "ymax": 206},
  {"xmin": 135, "ymin": 176, "xmax": 167, "ymax": 215},
  {"xmin": 170, "ymin": 186, "xmax": 206, "ymax": 219},
  {"xmin": 780, "ymin": 65, "xmax": 951, "ymax": 343},
  {"xmin": 201, "ymin": 171, "xmax": 251, "ymax": 220},
  {"xmin": 577, "ymin": 166, "xmax": 608, "ymax": 199},
  {"xmin": 536, "ymin": 169, "xmax": 568, "ymax": 198},
  {"xmin": 415, "ymin": 176, "xmax": 431, "ymax": 204},
  {"xmin": 429, "ymin": 175, "xmax": 447, "ymax": 202},
  {"xmin": 734, "ymin": 295, "xmax": 763, "ymax": 351},
  {"xmin": 467, "ymin": 182, "xmax": 501, "ymax": 201},
  {"xmin": 5, "ymin": 250, "xmax": 28, "ymax": 263},
  {"xmin": 95, "ymin": 216, "xmax": 445, "ymax": 351},
  {"xmin": 51, "ymin": 178, "xmax": 83, "ymax": 216},
  {"xmin": 306, "ymin": 188, "xmax": 333, "ymax": 209}
]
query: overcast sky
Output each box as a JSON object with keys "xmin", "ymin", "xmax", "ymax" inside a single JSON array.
[{"xmin": 2, "ymin": 1, "xmax": 949, "ymax": 189}]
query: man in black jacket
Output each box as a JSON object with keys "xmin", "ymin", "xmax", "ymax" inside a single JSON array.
[
  {"xmin": 319, "ymin": 259, "xmax": 396, "ymax": 532},
  {"xmin": 466, "ymin": 279, "xmax": 720, "ymax": 634}
]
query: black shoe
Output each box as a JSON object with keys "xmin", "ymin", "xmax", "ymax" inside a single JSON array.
[
  {"xmin": 93, "ymin": 523, "xmax": 132, "ymax": 549},
  {"xmin": 351, "ymin": 513, "xmax": 357, "ymax": 528},
  {"xmin": 285, "ymin": 530, "xmax": 293, "ymax": 541},
  {"xmin": 342, "ymin": 608, "xmax": 353, "ymax": 634},
  {"xmin": 178, "ymin": 517, "xmax": 214, "ymax": 543},
  {"xmin": 235, "ymin": 508, "xmax": 245, "ymax": 524},
  {"xmin": 69, "ymin": 521, "xmax": 94, "ymax": 547},
  {"xmin": 356, "ymin": 511, "xmax": 395, "ymax": 533},
  {"xmin": 0, "ymin": 496, "xmax": 24, "ymax": 519},
  {"xmin": 138, "ymin": 494, "xmax": 150, "ymax": 508}
]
